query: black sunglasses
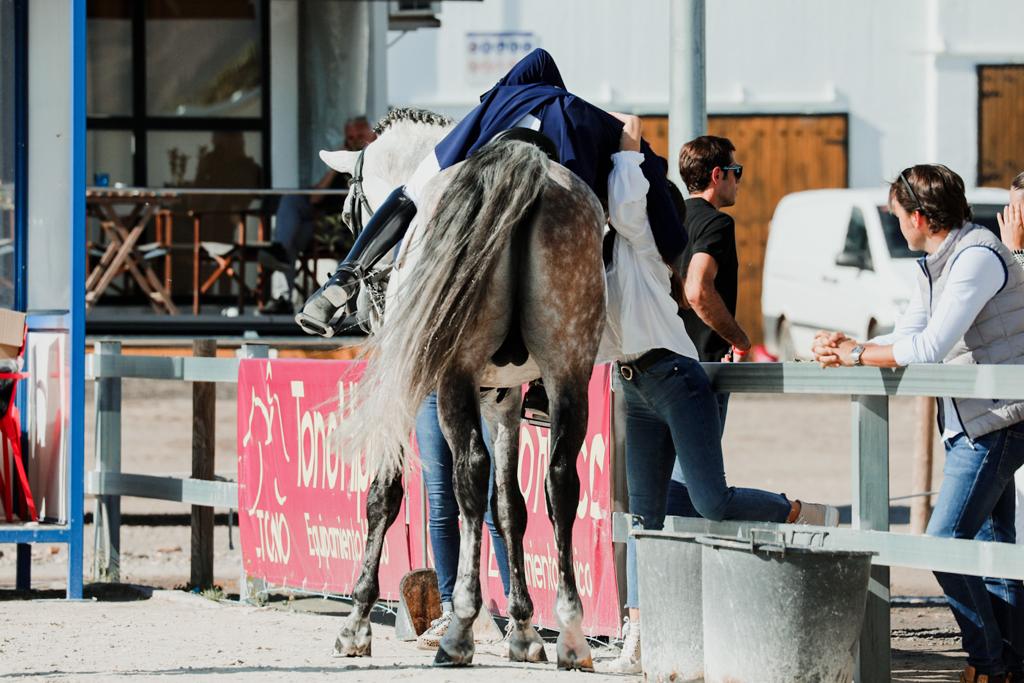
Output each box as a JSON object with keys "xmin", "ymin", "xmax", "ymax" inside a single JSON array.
[
  {"xmin": 899, "ymin": 170, "xmax": 927, "ymax": 216},
  {"xmin": 720, "ymin": 164, "xmax": 743, "ymax": 181}
]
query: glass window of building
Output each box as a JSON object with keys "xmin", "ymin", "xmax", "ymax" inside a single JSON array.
[{"xmin": 86, "ymin": 0, "xmax": 267, "ymax": 188}]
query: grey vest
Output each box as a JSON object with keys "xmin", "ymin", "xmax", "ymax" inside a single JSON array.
[{"xmin": 915, "ymin": 223, "xmax": 1024, "ymax": 439}]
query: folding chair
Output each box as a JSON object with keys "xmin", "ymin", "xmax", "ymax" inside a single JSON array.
[{"xmin": 191, "ymin": 208, "xmax": 272, "ymax": 314}]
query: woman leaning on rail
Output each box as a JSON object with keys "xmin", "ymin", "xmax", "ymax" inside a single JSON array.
[{"xmin": 813, "ymin": 164, "xmax": 1024, "ymax": 683}]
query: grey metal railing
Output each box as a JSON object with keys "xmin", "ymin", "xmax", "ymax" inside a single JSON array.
[
  {"xmin": 612, "ymin": 361, "xmax": 1024, "ymax": 683},
  {"xmin": 86, "ymin": 341, "xmax": 269, "ymax": 584}
]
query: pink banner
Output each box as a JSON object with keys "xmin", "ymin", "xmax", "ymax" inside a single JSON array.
[
  {"xmin": 237, "ymin": 360, "xmax": 410, "ymax": 599},
  {"xmin": 237, "ymin": 359, "xmax": 619, "ymax": 634}
]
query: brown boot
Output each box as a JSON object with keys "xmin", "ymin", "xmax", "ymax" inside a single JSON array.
[{"xmin": 961, "ymin": 665, "xmax": 1007, "ymax": 683}]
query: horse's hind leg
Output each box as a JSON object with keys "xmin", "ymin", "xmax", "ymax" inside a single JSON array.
[
  {"xmin": 433, "ymin": 372, "xmax": 490, "ymax": 667},
  {"xmin": 542, "ymin": 374, "xmax": 595, "ymax": 671},
  {"xmin": 482, "ymin": 391, "xmax": 547, "ymax": 663},
  {"xmin": 333, "ymin": 467, "xmax": 404, "ymax": 657}
]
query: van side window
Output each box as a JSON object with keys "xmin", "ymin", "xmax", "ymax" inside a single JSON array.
[{"xmin": 838, "ymin": 207, "xmax": 873, "ymax": 270}]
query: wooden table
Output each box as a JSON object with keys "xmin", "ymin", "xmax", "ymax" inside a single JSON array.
[
  {"xmin": 85, "ymin": 186, "xmax": 349, "ymax": 315},
  {"xmin": 85, "ymin": 189, "xmax": 179, "ymax": 314}
]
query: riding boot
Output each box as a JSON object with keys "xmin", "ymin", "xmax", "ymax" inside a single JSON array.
[{"xmin": 296, "ymin": 187, "xmax": 417, "ymax": 337}]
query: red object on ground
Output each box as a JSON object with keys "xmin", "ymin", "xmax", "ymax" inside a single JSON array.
[{"xmin": 0, "ymin": 370, "xmax": 37, "ymax": 522}]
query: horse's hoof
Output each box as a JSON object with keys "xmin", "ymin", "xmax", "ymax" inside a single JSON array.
[
  {"xmin": 333, "ymin": 623, "xmax": 372, "ymax": 657},
  {"xmin": 508, "ymin": 640, "xmax": 547, "ymax": 663},
  {"xmin": 557, "ymin": 654, "xmax": 594, "ymax": 672},
  {"xmin": 508, "ymin": 625, "xmax": 548, "ymax": 663},
  {"xmin": 433, "ymin": 643, "xmax": 474, "ymax": 667},
  {"xmin": 556, "ymin": 634, "xmax": 593, "ymax": 671},
  {"xmin": 333, "ymin": 634, "xmax": 371, "ymax": 658}
]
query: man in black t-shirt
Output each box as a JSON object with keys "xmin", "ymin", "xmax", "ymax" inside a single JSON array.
[{"xmin": 666, "ymin": 135, "xmax": 749, "ymax": 517}]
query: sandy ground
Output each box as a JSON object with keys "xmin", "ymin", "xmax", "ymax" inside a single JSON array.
[{"xmin": 0, "ymin": 380, "xmax": 973, "ymax": 680}]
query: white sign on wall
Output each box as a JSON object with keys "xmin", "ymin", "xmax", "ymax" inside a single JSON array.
[{"xmin": 465, "ymin": 31, "xmax": 539, "ymax": 88}]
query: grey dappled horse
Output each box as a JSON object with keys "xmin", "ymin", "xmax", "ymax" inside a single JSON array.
[{"xmin": 322, "ymin": 109, "xmax": 606, "ymax": 669}]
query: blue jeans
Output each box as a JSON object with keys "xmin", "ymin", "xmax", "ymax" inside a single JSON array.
[
  {"xmin": 273, "ymin": 194, "xmax": 317, "ymax": 291},
  {"xmin": 926, "ymin": 423, "xmax": 1024, "ymax": 675},
  {"xmin": 666, "ymin": 392, "xmax": 730, "ymax": 518},
  {"xmin": 621, "ymin": 353, "xmax": 791, "ymax": 608},
  {"xmin": 416, "ymin": 393, "xmax": 511, "ymax": 605}
]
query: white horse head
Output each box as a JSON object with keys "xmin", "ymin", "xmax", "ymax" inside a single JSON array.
[{"xmin": 319, "ymin": 107, "xmax": 456, "ymax": 233}]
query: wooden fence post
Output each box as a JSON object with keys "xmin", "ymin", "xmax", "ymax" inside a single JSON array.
[
  {"xmin": 190, "ymin": 339, "xmax": 217, "ymax": 589},
  {"xmin": 910, "ymin": 396, "xmax": 935, "ymax": 535}
]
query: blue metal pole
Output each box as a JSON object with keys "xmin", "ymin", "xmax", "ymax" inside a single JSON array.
[
  {"xmin": 66, "ymin": 0, "xmax": 86, "ymax": 600},
  {"xmin": 13, "ymin": 0, "xmax": 30, "ymax": 593}
]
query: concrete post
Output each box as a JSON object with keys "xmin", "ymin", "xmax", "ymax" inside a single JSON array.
[
  {"xmin": 92, "ymin": 340, "xmax": 122, "ymax": 582},
  {"xmin": 668, "ymin": 0, "xmax": 707, "ymax": 190},
  {"xmin": 852, "ymin": 394, "xmax": 891, "ymax": 682}
]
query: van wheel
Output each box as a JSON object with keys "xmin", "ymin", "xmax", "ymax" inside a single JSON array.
[{"xmin": 778, "ymin": 318, "xmax": 797, "ymax": 361}]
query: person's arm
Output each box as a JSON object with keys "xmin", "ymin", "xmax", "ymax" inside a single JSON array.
[
  {"xmin": 816, "ymin": 247, "xmax": 1005, "ymax": 368},
  {"xmin": 683, "ymin": 224, "xmax": 750, "ymax": 351},
  {"xmin": 495, "ymin": 48, "xmax": 566, "ymax": 89},
  {"xmin": 309, "ymin": 169, "xmax": 339, "ymax": 206},
  {"xmin": 606, "ymin": 116, "xmax": 655, "ymax": 246},
  {"xmin": 998, "ymin": 203, "xmax": 1024, "ymax": 266}
]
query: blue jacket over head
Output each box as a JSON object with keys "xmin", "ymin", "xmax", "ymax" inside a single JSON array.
[{"xmin": 433, "ymin": 49, "xmax": 687, "ymax": 262}]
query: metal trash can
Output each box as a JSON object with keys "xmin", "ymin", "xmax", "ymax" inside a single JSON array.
[
  {"xmin": 699, "ymin": 531, "xmax": 873, "ymax": 683},
  {"xmin": 634, "ymin": 530, "xmax": 704, "ymax": 683}
]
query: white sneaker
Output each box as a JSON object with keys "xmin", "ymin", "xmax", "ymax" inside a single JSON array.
[
  {"xmin": 794, "ymin": 500, "xmax": 840, "ymax": 527},
  {"xmin": 600, "ymin": 616, "xmax": 641, "ymax": 674},
  {"xmin": 416, "ymin": 610, "xmax": 454, "ymax": 650}
]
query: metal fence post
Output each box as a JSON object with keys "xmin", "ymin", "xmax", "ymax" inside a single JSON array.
[
  {"xmin": 92, "ymin": 340, "xmax": 122, "ymax": 582},
  {"xmin": 190, "ymin": 339, "xmax": 217, "ymax": 590},
  {"xmin": 851, "ymin": 394, "xmax": 891, "ymax": 683},
  {"xmin": 238, "ymin": 342, "xmax": 269, "ymax": 603}
]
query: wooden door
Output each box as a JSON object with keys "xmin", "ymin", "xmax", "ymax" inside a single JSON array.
[
  {"xmin": 639, "ymin": 114, "xmax": 848, "ymax": 345},
  {"xmin": 978, "ymin": 65, "xmax": 1024, "ymax": 188}
]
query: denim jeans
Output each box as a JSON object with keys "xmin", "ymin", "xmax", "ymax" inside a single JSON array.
[
  {"xmin": 272, "ymin": 194, "xmax": 316, "ymax": 292},
  {"xmin": 621, "ymin": 353, "xmax": 791, "ymax": 608},
  {"xmin": 926, "ymin": 422, "xmax": 1024, "ymax": 675},
  {"xmin": 666, "ymin": 392, "xmax": 730, "ymax": 518},
  {"xmin": 416, "ymin": 393, "xmax": 511, "ymax": 605}
]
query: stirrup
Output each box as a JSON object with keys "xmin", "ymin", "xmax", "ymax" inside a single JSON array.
[
  {"xmin": 322, "ymin": 263, "xmax": 364, "ymax": 310},
  {"xmin": 521, "ymin": 381, "xmax": 550, "ymax": 428}
]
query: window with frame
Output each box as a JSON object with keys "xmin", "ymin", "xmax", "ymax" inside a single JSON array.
[{"xmin": 86, "ymin": 0, "xmax": 269, "ymax": 189}]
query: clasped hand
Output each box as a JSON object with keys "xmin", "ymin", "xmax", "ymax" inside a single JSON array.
[{"xmin": 811, "ymin": 330, "xmax": 856, "ymax": 368}]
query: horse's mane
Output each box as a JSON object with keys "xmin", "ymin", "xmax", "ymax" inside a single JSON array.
[{"xmin": 373, "ymin": 107, "xmax": 455, "ymax": 135}]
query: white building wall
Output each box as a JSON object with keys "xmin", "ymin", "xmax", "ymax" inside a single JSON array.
[{"xmin": 383, "ymin": 0, "xmax": 1024, "ymax": 189}]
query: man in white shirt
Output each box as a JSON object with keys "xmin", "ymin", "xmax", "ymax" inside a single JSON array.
[
  {"xmin": 602, "ymin": 115, "xmax": 838, "ymax": 674},
  {"xmin": 813, "ymin": 164, "xmax": 1024, "ymax": 683}
]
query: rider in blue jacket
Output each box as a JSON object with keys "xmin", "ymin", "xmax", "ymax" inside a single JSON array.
[{"xmin": 297, "ymin": 48, "xmax": 686, "ymax": 336}]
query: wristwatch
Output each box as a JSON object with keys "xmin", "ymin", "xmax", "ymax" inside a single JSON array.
[{"xmin": 850, "ymin": 344, "xmax": 866, "ymax": 367}]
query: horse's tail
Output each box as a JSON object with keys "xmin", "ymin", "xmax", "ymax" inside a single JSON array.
[{"xmin": 339, "ymin": 140, "xmax": 550, "ymax": 478}]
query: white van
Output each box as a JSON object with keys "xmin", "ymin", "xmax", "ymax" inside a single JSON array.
[{"xmin": 762, "ymin": 187, "xmax": 1010, "ymax": 360}]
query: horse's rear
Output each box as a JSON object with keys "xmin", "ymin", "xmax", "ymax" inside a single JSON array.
[{"xmin": 339, "ymin": 138, "xmax": 605, "ymax": 669}]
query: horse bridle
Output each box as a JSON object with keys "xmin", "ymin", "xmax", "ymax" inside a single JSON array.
[{"xmin": 348, "ymin": 148, "xmax": 376, "ymax": 235}]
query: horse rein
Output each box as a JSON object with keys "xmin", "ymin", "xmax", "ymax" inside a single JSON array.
[{"xmin": 348, "ymin": 148, "xmax": 376, "ymax": 235}]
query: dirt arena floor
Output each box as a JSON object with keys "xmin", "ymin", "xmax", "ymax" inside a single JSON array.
[{"xmin": 0, "ymin": 379, "xmax": 978, "ymax": 680}]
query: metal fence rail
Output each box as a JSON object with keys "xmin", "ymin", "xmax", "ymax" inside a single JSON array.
[
  {"xmin": 86, "ymin": 341, "xmax": 267, "ymax": 583},
  {"xmin": 86, "ymin": 351, "xmax": 1024, "ymax": 682}
]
